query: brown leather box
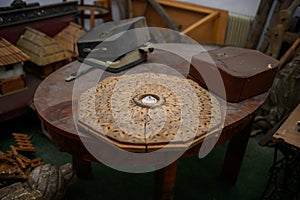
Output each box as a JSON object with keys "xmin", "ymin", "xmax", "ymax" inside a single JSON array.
[{"xmin": 189, "ymin": 46, "xmax": 279, "ymax": 102}]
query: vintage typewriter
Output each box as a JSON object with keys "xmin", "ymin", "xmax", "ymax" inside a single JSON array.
[{"xmin": 66, "ymin": 17, "xmax": 153, "ymax": 81}]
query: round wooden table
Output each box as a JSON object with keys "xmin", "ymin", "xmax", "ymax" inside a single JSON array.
[{"xmin": 34, "ymin": 44, "xmax": 268, "ymax": 200}]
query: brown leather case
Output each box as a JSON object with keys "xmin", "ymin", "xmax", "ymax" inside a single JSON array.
[{"xmin": 189, "ymin": 46, "xmax": 279, "ymax": 102}]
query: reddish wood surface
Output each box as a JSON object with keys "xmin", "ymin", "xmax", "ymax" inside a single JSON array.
[
  {"xmin": 154, "ymin": 160, "xmax": 178, "ymax": 200},
  {"xmin": 274, "ymin": 103, "xmax": 300, "ymax": 148},
  {"xmin": 34, "ymin": 44, "xmax": 268, "ymax": 199},
  {"xmin": 0, "ymin": 73, "xmax": 41, "ymax": 122}
]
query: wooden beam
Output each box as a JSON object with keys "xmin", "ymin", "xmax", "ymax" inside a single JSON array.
[
  {"xmin": 246, "ymin": 0, "xmax": 274, "ymax": 49},
  {"xmin": 278, "ymin": 38, "xmax": 300, "ymax": 69},
  {"xmin": 182, "ymin": 11, "xmax": 219, "ymax": 35},
  {"xmin": 146, "ymin": 0, "xmax": 179, "ymax": 31}
]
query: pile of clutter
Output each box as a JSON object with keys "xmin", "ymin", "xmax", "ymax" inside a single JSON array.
[{"xmin": 0, "ymin": 133, "xmax": 74, "ymax": 200}]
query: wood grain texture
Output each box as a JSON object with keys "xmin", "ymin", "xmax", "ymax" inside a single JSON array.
[
  {"xmin": 130, "ymin": 0, "xmax": 228, "ymax": 44},
  {"xmin": 78, "ymin": 72, "xmax": 221, "ymax": 151},
  {"xmin": 274, "ymin": 103, "xmax": 300, "ymax": 148},
  {"xmin": 34, "ymin": 44, "xmax": 268, "ymax": 198}
]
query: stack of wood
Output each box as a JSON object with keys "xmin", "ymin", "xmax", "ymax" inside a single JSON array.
[
  {"xmin": 0, "ymin": 133, "xmax": 44, "ymax": 184},
  {"xmin": 0, "ymin": 37, "xmax": 29, "ymax": 95},
  {"xmin": 16, "ymin": 27, "xmax": 72, "ymax": 79}
]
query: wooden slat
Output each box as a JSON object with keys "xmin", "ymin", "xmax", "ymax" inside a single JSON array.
[
  {"xmin": 156, "ymin": 0, "xmax": 216, "ymax": 14},
  {"xmin": 274, "ymin": 103, "xmax": 300, "ymax": 148},
  {"xmin": 131, "ymin": 0, "xmax": 228, "ymax": 44},
  {"xmin": 182, "ymin": 11, "xmax": 219, "ymax": 34},
  {"xmin": 0, "ymin": 37, "xmax": 29, "ymax": 66}
]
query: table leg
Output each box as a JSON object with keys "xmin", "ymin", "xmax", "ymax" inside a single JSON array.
[
  {"xmin": 221, "ymin": 121, "xmax": 252, "ymax": 185},
  {"xmin": 154, "ymin": 160, "xmax": 178, "ymax": 200},
  {"xmin": 72, "ymin": 155, "xmax": 92, "ymax": 179}
]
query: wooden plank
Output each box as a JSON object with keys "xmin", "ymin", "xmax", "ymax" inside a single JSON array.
[
  {"xmin": 273, "ymin": 103, "xmax": 300, "ymax": 148},
  {"xmin": 10, "ymin": 145, "xmax": 18, "ymax": 156},
  {"xmin": 182, "ymin": 11, "xmax": 219, "ymax": 35},
  {"xmin": 259, "ymin": 0, "xmax": 290, "ymax": 52},
  {"xmin": 213, "ymin": 8, "xmax": 228, "ymax": 44},
  {"xmin": 246, "ymin": 0, "xmax": 274, "ymax": 49},
  {"xmin": 146, "ymin": 0, "xmax": 179, "ymax": 31},
  {"xmin": 131, "ymin": 0, "xmax": 228, "ymax": 44},
  {"xmin": 156, "ymin": 0, "xmax": 216, "ymax": 14},
  {"xmin": 278, "ymin": 38, "xmax": 300, "ymax": 69}
]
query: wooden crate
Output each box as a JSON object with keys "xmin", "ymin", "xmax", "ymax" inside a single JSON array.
[
  {"xmin": 0, "ymin": 73, "xmax": 25, "ymax": 95},
  {"xmin": 131, "ymin": 0, "xmax": 228, "ymax": 44}
]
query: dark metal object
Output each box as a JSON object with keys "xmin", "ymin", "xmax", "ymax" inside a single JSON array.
[
  {"xmin": 0, "ymin": 0, "xmax": 39, "ymax": 11},
  {"xmin": 77, "ymin": 16, "xmax": 148, "ymax": 60},
  {"xmin": 261, "ymin": 142, "xmax": 300, "ymax": 200},
  {"xmin": 66, "ymin": 43, "xmax": 153, "ymax": 81},
  {"xmin": 0, "ymin": 1, "xmax": 78, "ymax": 28},
  {"xmin": 76, "ymin": 17, "xmax": 153, "ymax": 74}
]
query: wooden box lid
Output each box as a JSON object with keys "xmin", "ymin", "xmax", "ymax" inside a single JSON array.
[{"xmin": 190, "ymin": 46, "xmax": 279, "ymax": 102}]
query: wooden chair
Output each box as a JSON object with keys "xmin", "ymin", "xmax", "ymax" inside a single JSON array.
[
  {"xmin": 77, "ymin": 5, "xmax": 110, "ymax": 29},
  {"xmin": 94, "ymin": 0, "xmax": 113, "ymax": 21},
  {"xmin": 62, "ymin": 0, "xmax": 111, "ymax": 29}
]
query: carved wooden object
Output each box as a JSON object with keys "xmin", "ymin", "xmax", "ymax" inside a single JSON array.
[
  {"xmin": 78, "ymin": 72, "xmax": 221, "ymax": 151},
  {"xmin": 262, "ymin": 0, "xmax": 300, "ymax": 60}
]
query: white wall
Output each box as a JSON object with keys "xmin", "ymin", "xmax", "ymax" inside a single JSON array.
[{"xmin": 177, "ymin": 0, "xmax": 261, "ymax": 17}]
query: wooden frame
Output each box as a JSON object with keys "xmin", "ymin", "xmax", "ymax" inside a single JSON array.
[{"xmin": 130, "ymin": 0, "xmax": 228, "ymax": 44}]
